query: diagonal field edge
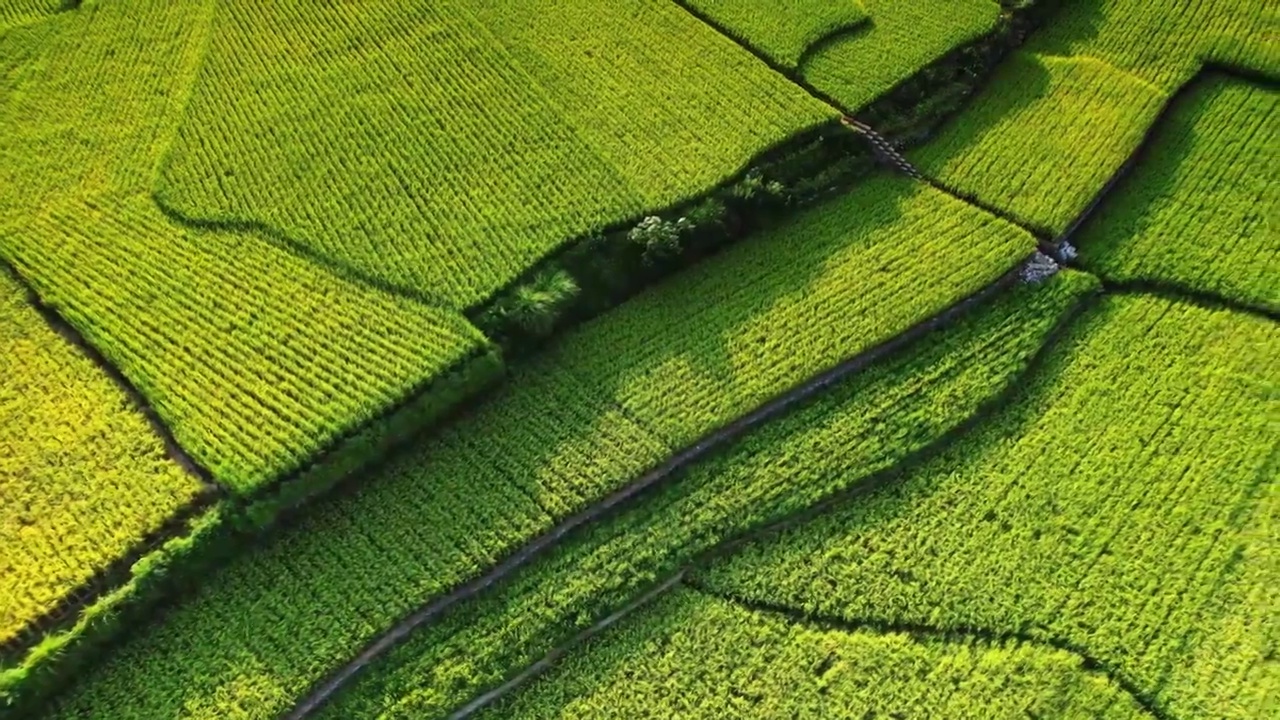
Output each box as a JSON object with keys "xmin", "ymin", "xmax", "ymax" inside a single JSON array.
[
  {"xmin": 1094, "ymin": 278, "xmax": 1279, "ymax": 323},
  {"xmin": 441, "ymin": 268, "xmax": 1103, "ymax": 719},
  {"xmin": 150, "ymin": 196, "xmax": 458, "ymax": 311},
  {"xmin": 282, "ymin": 252, "xmax": 1042, "ymax": 719},
  {"xmin": 680, "ymin": 579, "xmax": 1169, "ymax": 720}
]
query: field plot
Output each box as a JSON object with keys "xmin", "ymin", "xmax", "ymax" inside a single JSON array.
[
  {"xmin": 318, "ymin": 273, "xmax": 1097, "ymax": 720},
  {"xmin": 798, "ymin": 0, "xmax": 1001, "ymax": 112},
  {"xmin": 0, "ymin": 0, "xmax": 498, "ymax": 495},
  {"xmin": 0, "ymin": 269, "xmax": 204, "ymax": 646},
  {"xmin": 158, "ymin": 0, "xmax": 832, "ymax": 308},
  {"xmin": 680, "ymin": 0, "xmax": 869, "ymax": 70},
  {"xmin": 702, "ymin": 294, "xmax": 1280, "ymax": 719},
  {"xmin": 40, "ymin": 175, "xmax": 1036, "ymax": 720},
  {"xmin": 913, "ymin": 0, "xmax": 1278, "ymax": 235},
  {"xmin": 478, "ymin": 589, "xmax": 1148, "ymax": 719},
  {"xmin": 1075, "ymin": 76, "xmax": 1278, "ymax": 310}
]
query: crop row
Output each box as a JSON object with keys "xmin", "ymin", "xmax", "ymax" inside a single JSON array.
[
  {"xmin": 702, "ymin": 293, "xmax": 1280, "ymax": 719},
  {"xmin": 158, "ymin": 0, "xmax": 832, "ymax": 308},
  {"xmin": 312, "ymin": 272, "xmax": 1099, "ymax": 719},
  {"xmin": 0, "ymin": 269, "xmax": 203, "ymax": 646},
  {"xmin": 913, "ymin": 0, "xmax": 1276, "ymax": 235},
  {"xmin": 0, "ymin": 0, "xmax": 496, "ymax": 496},
  {"xmin": 479, "ymin": 588, "xmax": 1148, "ymax": 718},
  {"xmin": 1076, "ymin": 75, "xmax": 1278, "ymax": 310},
  {"xmin": 680, "ymin": 0, "xmax": 869, "ymax": 70},
  {"xmin": 38, "ymin": 175, "xmax": 1037, "ymax": 719}
]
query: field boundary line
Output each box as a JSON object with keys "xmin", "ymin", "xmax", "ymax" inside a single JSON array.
[
  {"xmin": 440, "ymin": 276, "xmax": 1103, "ymax": 719},
  {"xmin": 0, "ymin": 259, "xmax": 225, "ymax": 659},
  {"xmin": 0, "ymin": 492, "xmax": 220, "ymax": 663},
  {"xmin": 282, "ymin": 255, "xmax": 1042, "ymax": 719},
  {"xmin": 681, "ymin": 579, "xmax": 1169, "ymax": 720},
  {"xmin": 1049, "ymin": 65, "xmax": 1271, "ymax": 253},
  {"xmin": 1092, "ymin": 278, "xmax": 1278, "ymax": 322},
  {"xmin": 0, "ymin": 260, "xmax": 215, "ymax": 484}
]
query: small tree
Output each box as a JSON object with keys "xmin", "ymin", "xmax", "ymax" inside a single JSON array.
[{"xmin": 628, "ymin": 215, "xmax": 681, "ymax": 265}]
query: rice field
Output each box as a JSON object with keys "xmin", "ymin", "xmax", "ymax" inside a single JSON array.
[{"xmin": 1, "ymin": 1, "xmax": 1275, "ymax": 717}]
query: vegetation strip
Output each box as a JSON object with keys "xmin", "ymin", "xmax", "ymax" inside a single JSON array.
[
  {"xmin": 1095, "ymin": 279, "xmax": 1280, "ymax": 324},
  {"xmin": 283, "ymin": 254, "xmax": 1038, "ymax": 718},
  {"xmin": 0, "ymin": 494, "xmax": 217, "ymax": 660}
]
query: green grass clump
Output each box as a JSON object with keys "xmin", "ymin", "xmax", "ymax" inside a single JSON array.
[
  {"xmin": 1076, "ymin": 76, "xmax": 1278, "ymax": 310},
  {"xmin": 703, "ymin": 294, "xmax": 1280, "ymax": 719},
  {"xmin": 0, "ymin": 269, "xmax": 202, "ymax": 645}
]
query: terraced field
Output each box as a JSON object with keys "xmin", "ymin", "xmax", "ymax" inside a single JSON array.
[
  {"xmin": 1074, "ymin": 75, "xmax": 1278, "ymax": 311},
  {"xmin": 316, "ymin": 272, "xmax": 1097, "ymax": 720},
  {"xmin": 912, "ymin": 0, "xmax": 1276, "ymax": 235},
  {"xmin": 1, "ymin": 0, "xmax": 1275, "ymax": 718},
  {"xmin": 33, "ymin": 173, "xmax": 1043, "ymax": 720},
  {"xmin": 698, "ymin": 294, "xmax": 1279, "ymax": 719}
]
